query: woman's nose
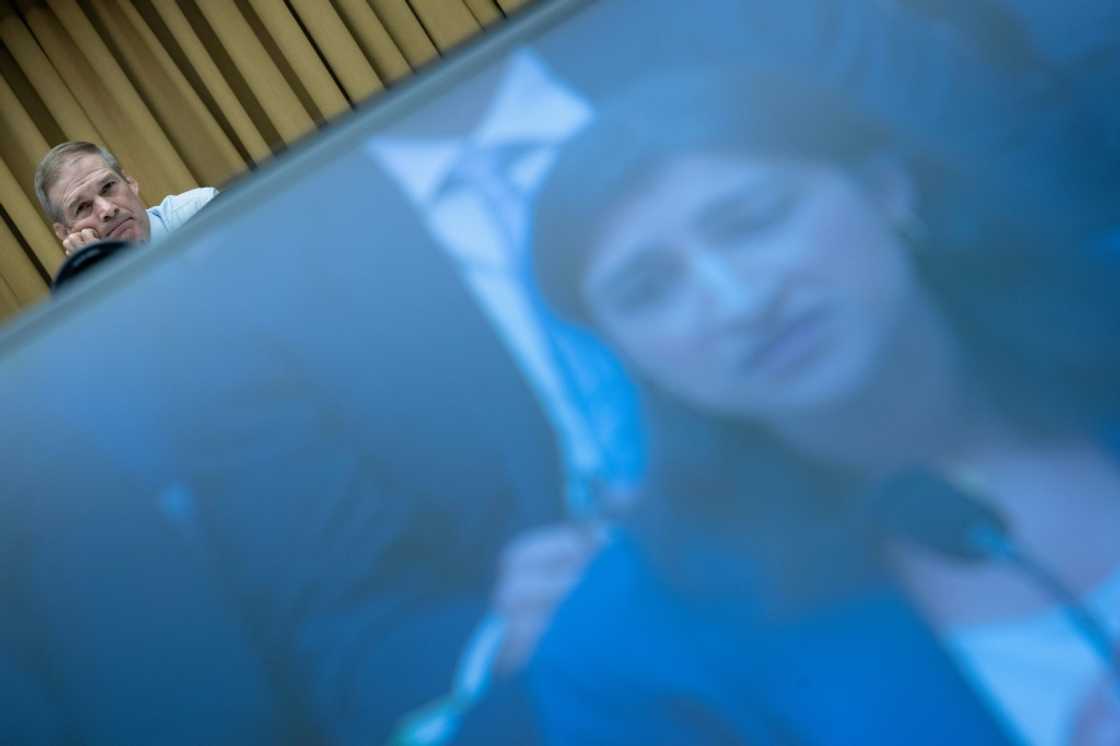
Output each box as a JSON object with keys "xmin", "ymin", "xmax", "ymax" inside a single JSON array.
[{"xmin": 692, "ymin": 253, "xmax": 782, "ymax": 323}]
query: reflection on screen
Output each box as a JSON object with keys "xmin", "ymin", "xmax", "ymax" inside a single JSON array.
[{"xmin": 1, "ymin": 0, "xmax": 1118, "ymax": 744}]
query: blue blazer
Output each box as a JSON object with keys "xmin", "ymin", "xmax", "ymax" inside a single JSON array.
[{"xmin": 529, "ymin": 535, "xmax": 1020, "ymax": 746}]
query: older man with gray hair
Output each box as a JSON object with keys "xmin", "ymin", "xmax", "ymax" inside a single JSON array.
[{"xmin": 35, "ymin": 141, "xmax": 217, "ymax": 256}]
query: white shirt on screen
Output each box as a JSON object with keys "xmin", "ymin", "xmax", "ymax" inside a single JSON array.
[
  {"xmin": 948, "ymin": 565, "xmax": 1120, "ymax": 745},
  {"xmin": 365, "ymin": 50, "xmax": 602, "ymax": 498}
]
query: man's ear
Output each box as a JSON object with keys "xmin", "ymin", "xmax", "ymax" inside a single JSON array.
[
  {"xmin": 53, "ymin": 222, "xmax": 68, "ymax": 241},
  {"xmin": 858, "ymin": 154, "xmax": 917, "ymax": 229},
  {"xmin": 126, "ymin": 175, "xmax": 141, "ymax": 197}
]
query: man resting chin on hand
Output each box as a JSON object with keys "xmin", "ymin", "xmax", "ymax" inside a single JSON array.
[{"xmin": 34, "ymin": 141, "xmax": 217, "ymax": 256}]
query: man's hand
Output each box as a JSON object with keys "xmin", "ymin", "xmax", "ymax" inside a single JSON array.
[
  {"xmin": 492, "ymin": 522, "xmax": 607, "ymax": 675},
  {"xmin": 62, "ymin": 228, "xmax": 100, "ymax": 256}
]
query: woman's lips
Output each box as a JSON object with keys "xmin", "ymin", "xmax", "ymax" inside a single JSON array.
[{"xmin": 740, "ymin": 309, "xmax": 831, "ymax": 375}]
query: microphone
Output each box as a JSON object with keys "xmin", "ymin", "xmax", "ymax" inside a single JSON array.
[
  {"xmin": 872, "ymin": 469, "xmax": 1120, "ymax": 694},
  {"xmin": 871, "ymin": 470, "xmax": 1012, "ymax": 562},
  {"xmin": 51, "ymin": 239, "xmax": 137, "ymax": 293}
]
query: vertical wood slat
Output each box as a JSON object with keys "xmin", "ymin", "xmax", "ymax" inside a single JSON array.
[
  {"xmin": 331, "ymin": 0, "xmax": 412, "ymax": 84},
  {"xmin": 194, "ymin": 0, "xmax": 316, "ymax": 144},
  {"xmin": 93, "ymin": 0, "xmax": 246, "ymax": 186},
  {"xmin": 495, "ymin": 0, "xmax": 529, "ymax": 14},
  {"xmin": 48, "ymin": 0, "xmax": 197, "ymax": 194},
  {"xmin": 0, "ymin": 66, "xmax": 50, "ymax": 203},
  {"xmin": 0, "ymin": 210, "xmax": 46, "ymax": 306},
  {"xmin": 16, "ymin": 5, "xmax": 138, "ymax": 190},
  {"xmin": 0, "ymin": 12, "xmax": 101, "ymax": 144},
  {"xmin": 243, "ymin": 0, "xmax": 350, "ymax": 120},
  {"xmin": 464, "ymin": 0, "xmax": 503, "ymax": 26},
  {"xmin": 287, "ymin": 0, "xmax": 383, "ymax": 104},
  {"xmin": 149, "ymin": 0, "xmax": 272, "ymax": 163},
  {"xmin": 0, "ymin": 154, "xmax": 63, "ymax": 276},
  {"xmin": 408, "ymin": 0, "xmax": 482, "ymax": 50},
  {"xmin": 0, "ymin": 259, "xmax": 25, "ymax": 320},
  {"xmin": 368, "ymin": 0, "xmax": 439, "ymax": 67}
]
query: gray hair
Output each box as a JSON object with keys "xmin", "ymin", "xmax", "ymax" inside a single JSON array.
[{"xmin": 34, "ymin": 141, "xmax": 125, "ymax": 223}]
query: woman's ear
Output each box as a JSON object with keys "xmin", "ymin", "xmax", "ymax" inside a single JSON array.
[{"xmin": 858, "ymin": 154, "xmax": 919, "ymax": 232}]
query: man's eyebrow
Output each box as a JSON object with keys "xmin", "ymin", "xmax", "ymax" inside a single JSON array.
[
  {"xmin": 63, "ymin": 173, "xmax": 113, "ymax": 215},
  {"xmin": 63, "ymin": 194, "xmax": 85, "ymax": 216}
]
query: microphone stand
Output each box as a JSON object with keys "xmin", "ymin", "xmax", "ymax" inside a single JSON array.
[
  {"xmin": 971, "ymin": 527, "xmax": 1120, "ymax": 698},
  {"xmin": 872, "ymin": 469, "xmax": 1120, "ymax": 698}
]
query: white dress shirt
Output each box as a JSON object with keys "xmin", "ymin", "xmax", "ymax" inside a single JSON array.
[{"xmin": 148, "ymin": 187, "xmax": 219, "ymax": 242}]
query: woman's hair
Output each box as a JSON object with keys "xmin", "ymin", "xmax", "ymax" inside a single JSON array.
[
  {"xmin": 534, "ymin": 72, "xmax": 901, "ymax": 326},
  {"xmin": 530, "ymin": 69, "xmax": 1120, "ymax": 607}
]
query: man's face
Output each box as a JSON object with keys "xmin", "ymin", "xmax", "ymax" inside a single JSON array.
[{"xmin": 49, "ymin": 154, "xmax": 151, "ymax": 247}]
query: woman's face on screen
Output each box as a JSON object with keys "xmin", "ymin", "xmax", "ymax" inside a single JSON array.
[{"xmin": 580, "ymin": 152, "xmax": 930, "ymax": 424}]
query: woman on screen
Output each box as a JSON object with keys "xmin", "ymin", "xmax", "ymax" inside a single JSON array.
[{"xmin": 526, "ymin": 71, "xmax": 1120, "ymax": 746}]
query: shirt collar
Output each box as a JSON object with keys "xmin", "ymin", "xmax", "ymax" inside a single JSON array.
[
  {"xmin": 366, "ymin": 50, "xmax": 592, "ymax": 205},
  {"xmin": 472, "ymin": 52, "xmax": 592, "ymax": 148}
]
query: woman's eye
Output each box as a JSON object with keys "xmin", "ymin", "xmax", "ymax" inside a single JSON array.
[
  {"xmin": 101, "ymin": 181, "xmax": 116, "ymax": 195},
  {"xmin": 708, "ymin": 191, "xmax": 795, "ymax": 245},
  {"xmin": 609, "ymin": 262, "xmax": 677, "ymax": 314},
  {"xmin": 76, "ymin": 202, "xmax": 91, "ymax": 217}
]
